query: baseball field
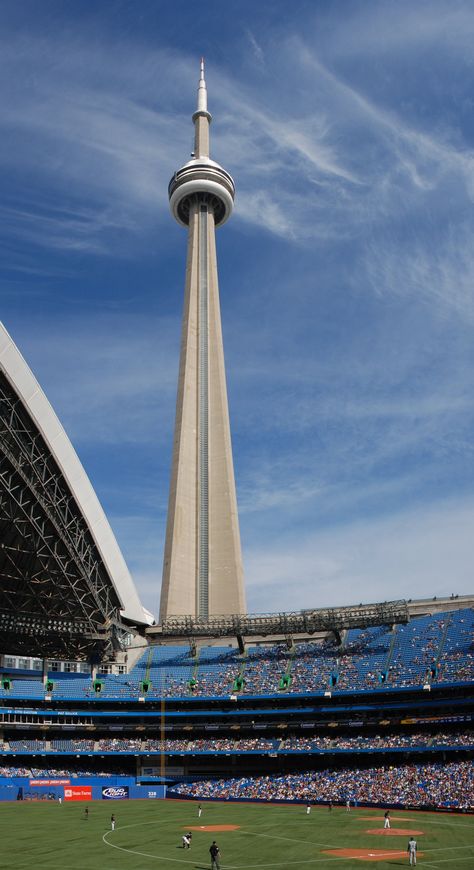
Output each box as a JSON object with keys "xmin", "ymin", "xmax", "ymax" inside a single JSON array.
[{"xmin": 1, "ymin": 797, "xmax": 473, "ymax": 869}]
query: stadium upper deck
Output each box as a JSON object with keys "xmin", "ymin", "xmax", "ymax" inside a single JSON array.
[{"xmin": 0, "ymin": 604, "xmax": 472, "ymax": 703}]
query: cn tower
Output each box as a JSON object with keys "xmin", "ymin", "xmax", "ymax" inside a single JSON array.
[{"xmin": 159, "ymin": 61, "xmax": 246, "ymax": 622}]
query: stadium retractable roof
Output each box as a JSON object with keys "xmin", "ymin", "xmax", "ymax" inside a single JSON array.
[{"xmin": 0, "ymin": 324, "xmax": 152, "ymax": 660}]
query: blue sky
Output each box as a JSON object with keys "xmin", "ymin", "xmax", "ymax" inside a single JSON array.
[{"xmin": 1, "ymin": 0, "xmax": 473, "ymax": 618}]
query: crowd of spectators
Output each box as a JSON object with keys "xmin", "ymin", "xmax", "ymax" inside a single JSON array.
[
  {"xmin": 143, "ymin": 736, "xmax": 277, "ymax": 752},
  {"xmin": 8, "ymin": 740, "xmax": 47, "ymax": 752},
  {"xmin": 170, "ymin": 759, "xmax": 474, "ymax": 810},
  {"xmin": 50, "ymin": 739, "xmax": 94, "ymax": 752},
  {"xmin": 437, "ymin": 652, "xmax": 474, "ymax": 683},
  {"xmin": 138, "ymin": 611, "xmax": 473, "ymax": 699},
  {"xmin": 0, "ymin": 765, "xmax": 126, "ymax": 778},
  {"xmin": 0, "ymin": 766, "xmax": 33, "ymax": 777},
  {"xmin": 1, "ymin": 610, "xmax": 471, "ymax": 705},
  {"xmin": 2, "ymin": 610, "xmax": 471, "ymax": 703},
  {"xmin": 428, "ymin": 613, "xmax": 473, "ymax": 684},
  {"xmin": 97, "ymin": 738, "xmax": 141, "ymax": 752},
  {"xmin": 279, "ymin": 731, "xmax": 474, "ymax": 751},
  {"xmin": 387, "ymin": 618, "xmax": 446, "ymax": 688},
  {"xmin": 1, "ymin": 730, "xmax": 472, "ymax": 755}
]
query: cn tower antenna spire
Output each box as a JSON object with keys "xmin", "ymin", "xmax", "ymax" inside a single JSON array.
[
  {"xmin": 193, "ymin": 57, "xmax": 212, "ymax": 158},
  {"xmin": 197, "ymin": 57, "xmax": 208, "ymax": 113}
]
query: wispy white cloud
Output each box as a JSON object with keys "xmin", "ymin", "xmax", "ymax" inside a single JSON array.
[
  {"xmin": 245, "ymin": 31, "xmax": 266, "ymax": 69},
  {"xmin": 0, "ymin": 39, "xmax": 193, "ymax": 253},
  {"xmin": 1, "ymin": 18, "xmax": 473, "ymax": 255},
  {"xmin": 10, "ymin": 315, "xmax": 179, "ymax": 446},
  {"xmin": 110, "ymin": 513, "xmax": 163, "ymax": 617},
  {"xmin": 325, "ymin": 2, "xmax": 474, "ymax": 64},
  {"xmin": 0, "ymin": 202, "xmax": 136, "ymax": 254},
  {"xmin": 209, "ymin": 21, "xmax": 474, "ymax": 246},
  {"xmin": 364, "ymin": 227, "xmax": 474, "ymax": 321},
  {"xmin": 299, "ymin": 39, "xmax": 474, "ymax": 192},
  {"xmin": 245, "ymin": 498, "xmax": 474, "ymax": 613},
  {"xmin": 1, "ymin": 3, "xmax": 473, "ymax": 620},
  {"xmin": 235, "ymin": 190, "xmax": 296, "ymax": 239}
]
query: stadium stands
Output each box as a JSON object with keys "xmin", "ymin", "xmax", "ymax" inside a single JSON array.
[
  {"xmin": 1, "ymin": 731, "xmax": 472, "ymax": 756},
  {"xmin": 4, "ymin": 609, "xmax": 468, "ymax": 702},
  {"xmin": 50, "ymin": 740, "xmax": 95, "ymax": 752},
  {"xmin": 169, "ymin": 759, "xmax": 474, "ymax": 810},
  {"xmin": 8, "ymin": 740, "xmax": 47, "ymax": 753},
  {"xmin": 0, "ymin": 605, "xmax": 472, "ymax": 812},
  {"xmin": 121, "ymin": 608, "xmax": 473, "ymax": 699}
]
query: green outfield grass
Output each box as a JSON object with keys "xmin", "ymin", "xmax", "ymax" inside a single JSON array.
[{"xmin": 0, "ymin": 798, "xmax": 473, "ymax": 869}]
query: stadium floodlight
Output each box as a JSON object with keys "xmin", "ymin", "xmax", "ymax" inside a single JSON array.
[{"xmin": 0, "ymin": 606, "xmax": 132, "ymax": 660}]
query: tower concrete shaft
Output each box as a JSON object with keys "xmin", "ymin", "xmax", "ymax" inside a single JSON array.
[{"xmin": 160, "ymin": 61, "xmax": 245, "ymax": 622}]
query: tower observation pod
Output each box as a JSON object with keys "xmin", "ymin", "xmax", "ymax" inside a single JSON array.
[{"xmin": 160, "ymin": 60, "xmax": 246, "ymax": 622}]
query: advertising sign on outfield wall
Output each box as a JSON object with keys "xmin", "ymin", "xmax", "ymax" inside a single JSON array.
[
  {"xmin": 102, "ymin": 786, "xmax": 129, "ymax": 800},
  {"xmin": 30, "ymin": 779, "xmax": 70, "ymax": 787},
  {"xmin": 64, "ymin": 786, "xmax": 92, "ymax": 801},
  {"xmin": 128, "ymin": 785, "xmax": 165, "ymax": 800}
]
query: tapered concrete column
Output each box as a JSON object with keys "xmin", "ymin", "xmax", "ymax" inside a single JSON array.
[{"xmin": 160, "ymin": 61, "xmax": 245, "ymax": 621}]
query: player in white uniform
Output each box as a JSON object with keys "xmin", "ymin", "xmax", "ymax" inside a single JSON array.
[
  {"xmin": 384, "ymin": 810, "xmax": 391, "ymax": 829},
  {"xmin": 407, "ymin": 837, "xmax": 417, "ymax": 866}
]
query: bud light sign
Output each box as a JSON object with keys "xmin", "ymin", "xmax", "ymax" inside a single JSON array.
[{"xmin": 102, "ymin": 786, "xmax": 129, "ymax": 800}]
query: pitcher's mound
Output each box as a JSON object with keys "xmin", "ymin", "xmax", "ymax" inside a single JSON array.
[
  {"xmin": 188, "ymin": 824, "xmax": 240, "ymax": 832},
  {"xmin": 324, "ymin": 848, "xmax": 424, "ymax": 862},
  {"xmin": 366, "ymin": 828, "xmax": 424, "ymax": 836}
]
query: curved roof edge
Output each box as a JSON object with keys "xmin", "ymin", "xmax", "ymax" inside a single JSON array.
[{"xmin": 0, "ymin": 322, "xmax": 152, "ymax": 627}]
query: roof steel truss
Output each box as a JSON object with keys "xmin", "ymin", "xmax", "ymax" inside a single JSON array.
[
  {"xmin": 158, "ymin": 600, "xmax": 409, "ymax": 640},
  {"xmin": 0, "ymin": 373, "xmax": 126, "ymax": 659}
]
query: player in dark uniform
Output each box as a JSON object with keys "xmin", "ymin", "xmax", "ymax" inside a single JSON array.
[{"xmin": 209, "ymin": 840, "xmax": 220, "ymax": 869}]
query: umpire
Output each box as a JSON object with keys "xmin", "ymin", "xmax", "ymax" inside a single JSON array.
[{"xmin": 209, "ymin": 840, "xmax": 221, "ymax": 869}]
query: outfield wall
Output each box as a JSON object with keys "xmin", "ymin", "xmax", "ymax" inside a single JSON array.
[{"xmin": 0, "ymin": 777, "xmax": 166, "ymax": 802}]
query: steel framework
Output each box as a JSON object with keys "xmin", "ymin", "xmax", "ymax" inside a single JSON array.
[
  {"xmin": 0, "ymin": 372, "xmax": 130, "ymax": 659},
  {"xmin": 156, "ymin": 599, "xmax": 409, "ymax": 641}
]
